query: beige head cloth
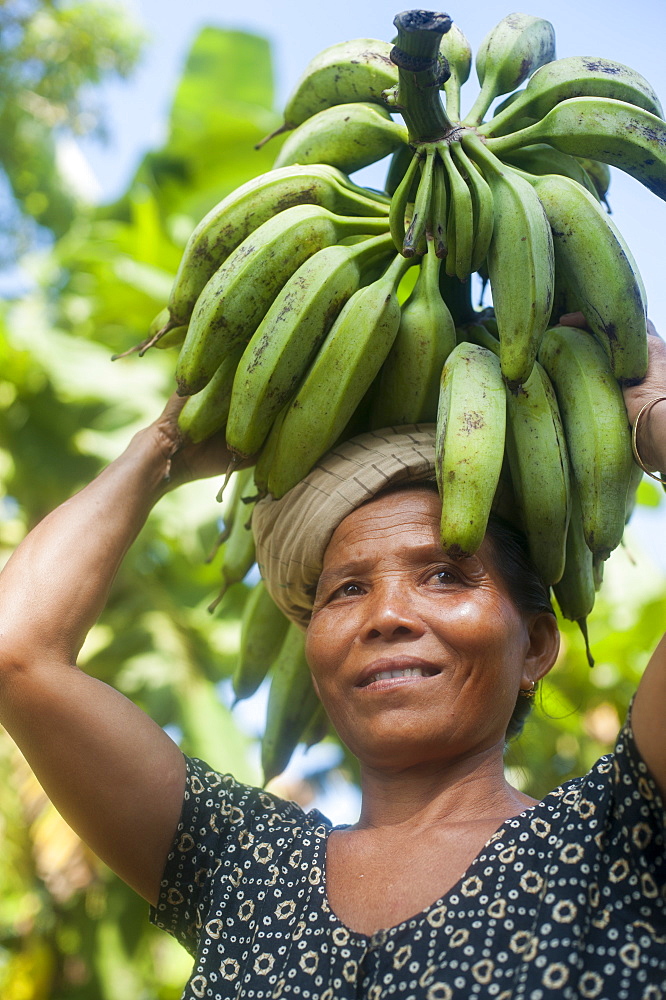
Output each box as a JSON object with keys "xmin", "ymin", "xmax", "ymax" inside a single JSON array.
[{"xmin": 252, "ymin": 425, "xmax": 438, "ymax": 631}]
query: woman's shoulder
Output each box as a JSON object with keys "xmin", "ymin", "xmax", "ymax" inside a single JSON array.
[
  {"xmin": 183, "ymin": 755, "xmax": 333, "ymax": 836},
  {"xmin": 528, "ymin": 697, "xmax": 666, "ymax": 840}
]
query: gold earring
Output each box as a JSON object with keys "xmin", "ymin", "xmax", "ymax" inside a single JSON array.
[{"xmin": 520, "ymin": 683, "xmax": 536, "ymax": 699}]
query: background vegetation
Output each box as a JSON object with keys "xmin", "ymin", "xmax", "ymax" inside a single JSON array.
[{"xmin": 0, "ymin": 2, "xmax": 664, "ymax": 995}]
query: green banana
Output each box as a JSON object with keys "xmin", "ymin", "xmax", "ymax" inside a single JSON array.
[
  {"xmin": 389, "ymin": 149, "xmax": 422, "ymax": 252},
  {"xmin": 504, "ymin": 362, "xmax": 571, "ymax": 586},
  {"xmin": 440, "ymin": 23, "xmax": 472, "ymax": 121},
  {"xmin": 154, "ymin": 324, "xmax": 188, "ymax": 352},
  {"xmin": 233, "ymin": 581, "xmax": 291, "ymax": 703},
  {"xmin": 462, "ymin": 132, "xmax": 554, "ymax": 387},
  {"xmin": 440, "ymin": 142, "xmax": 474, "ymax": 280},
  {"xmin": 261, "ymin": 624, "xmax": 320, "ymax": 783},
  {"xmin": 385, "ymin": 143, "xmax": 417, "ymax": 197},
  {"xmin": 431, "ymin": 156, "xmax": 449, "ymax": 258},
  {"xmin": 273, "ymin": 102, "xmax": 408, "ymax": 176},
  {"xmin": 481, "ymin": 55, "xmax": 663, "ymax": 137},
  {"xmin": 436, "ymin": 342, "xmax": 506, "ymax": 557},
  {"xmin": 478, "ymin": 314, "xmax": 499, "ymax": 339},
  {"xmin": 489, "ymin": 90, "xmax": 535, "ymax": 133},
  {"xmin": 163, "ymin": 165, "xmax": 388, "ymax": 331},
  {"xmin": 624, "ymin": 457, "xmax": 644, "ymax": 526},
  {"xmin": 552, "ymin": 484, "xmax": 596, "ymax": 667},
  {"xmin": 252, "ymin": 404, "xmax": 289, "ymax": 498},
  {"xmin": 530, "ymin": 172, "xmax": 648, "ymax": 382},
  {"xmin": 403, "ymin": 146, "xmax": 435, "ymax": 256},
  {"xmin": 500, "ymin": 143, "xmax": 600, "ymax": 199},
  {"xmin": 272, "ymin": 38, "xmax": 398, "ymax": 133},
  {"xmin": 575, "ymin": 156, "xmax": 611, "ymax": 205},
  {"xmin": 301, "ymin": 702, "xmax": 330, "ymax": 749},
  {"xmin": 460, "ymin": 322, "xmax": 570, "ymax": 583},
  {"xmin": 177, "ymin": 349, "xmax": 243, "ymax": 444},
  {"xmin": 175, "ymin": 204, "xmax": 390, "ymax": 396},
  {"xmin": 208, "ymin": 496, "xmax": 257, "ymax": 612},
  {"xmin": 592, "ymin": 553, "xmax": 606, "ymax": 594},
  {"xmin": 460, "ymin": 320, "xmax": 500, "ymax": 354},
  {"xmin": 486, "ymin": 97, "xmax": 666, "ymax": 200},
  {"xmin": 226, "ymin": 232, "xmax": 395, "ymax": 459},
  {"xmin": 537, "ymin": 324, "xmax": 634, "ymax": 560},
  {"xmin": 450, "ymin": 141, "xmax": 494, "ymax": 273},
  {"xmin": 112, "ymin": 307, "xmax": 188, "ymax": 360},
  {"xmin": 209, "ymin": 467, "xmax": 254, "ymax": 551},
  {"xmin": 267, "ymin": 253, "xmax": 415, "ymax": 498},
  {"xmin": 371, "ymin": 240, "xmax": 456, "ymax": 427},
  {"xmin": 464, "ymin": 14, "xmax": 556, "ymax": 126}
]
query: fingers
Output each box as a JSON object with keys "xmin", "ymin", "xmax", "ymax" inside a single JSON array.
[
  {"xmin": 556, "ymin": 311, "xmax": 588, "ymax": 329},
  {"xmin": 159, "ymin": 392, "xmax": 189, "ymax": 422}
]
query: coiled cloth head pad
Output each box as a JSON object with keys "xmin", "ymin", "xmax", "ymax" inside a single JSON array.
[
  {"xmin": 252, "ymin": 425, "xmax": 445, "ymax": 631},
  {"xmin": 252, "ymin": 424, "xmax": 521, "ymax": 630}
]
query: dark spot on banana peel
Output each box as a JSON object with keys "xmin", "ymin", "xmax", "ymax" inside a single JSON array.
[
  {"xmin": 581, "ymin": 59, "xmax": 621, "ymax": 75},
  {"xmin": 507, "ymin": 381, "xmax": 528, "ymax": 398},
  {"xmin": 462, "ymin": 410, "xmax": 485, "ymax": 432},
  {"xmin": 274, "ymin": 186, "xmax": 321, "ymax": 213},
  {"xmin": 323, "ymin": 298, "xmax": 344, "ymax": 332},
  {"xmin": 518, "ymin": 57, "xmax": 532, "ymax": 83},
  {"xmin": 634, "ymin": 123, "xmax": 664, "ymax": 145},
  {"xmin": 192, "ymin": 241, "xmax": 218, "ymax": 267},
  {"xmin": 602, "ymin": 320, "xmax": 618, "ymax": 343}
]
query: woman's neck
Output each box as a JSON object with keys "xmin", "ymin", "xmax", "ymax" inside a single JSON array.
[{"xmin": 352, "ymin": 741, "xmax": 535, "ymax": 834}]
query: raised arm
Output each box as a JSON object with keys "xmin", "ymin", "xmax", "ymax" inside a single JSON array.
[
  {"xmin": 0, "ymin": 396, "xmax": 231, "ymax": 905},
  {"xmin": 621, "ymin": 324, "xmax": 666, "ymax": 800}
]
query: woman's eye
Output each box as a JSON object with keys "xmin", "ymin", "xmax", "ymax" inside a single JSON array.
[
  {"xmin": 432, "ymin": 568, "xmax": 457, "ymax": 585},
  {"xmin": 333, "ymin": 581, "xmax": 363, "ymax": 599}
]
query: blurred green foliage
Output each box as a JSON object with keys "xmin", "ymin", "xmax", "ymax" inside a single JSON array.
[
  {"xmin": 0, "ymin": 6, "xmax": 665, "ymax": 997},
  {"xmin": 0, "ymin": 0, "xmax": 144, "ymax": 257},
  {"xmin": 0, "ymin": 11, "xmax": 282, "ymax": 997}
]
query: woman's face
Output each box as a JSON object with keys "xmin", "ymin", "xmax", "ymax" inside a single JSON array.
[{"xmin": 305, "ymin": 487, "xmax": 557, "ymax": 769}]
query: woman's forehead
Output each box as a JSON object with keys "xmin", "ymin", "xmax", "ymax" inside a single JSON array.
[{"xmin": 324, "ymin": 488, "xmax": 443, "ymax": 558}]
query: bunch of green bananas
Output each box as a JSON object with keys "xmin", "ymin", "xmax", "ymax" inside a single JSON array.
[{"xmin": 124, "ymin": 9, "xmax": 666, "ymax": 777}]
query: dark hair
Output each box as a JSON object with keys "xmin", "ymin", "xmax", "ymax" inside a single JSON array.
[
  {"xmin": 482, "ymin": 512, "xmax": 555, "ymax": 741},
  {"xmin": 369, "ymin": 480, "xmax": 555, "ymax": 741}
]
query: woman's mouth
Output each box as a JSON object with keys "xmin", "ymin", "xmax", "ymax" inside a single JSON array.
[{"xmin": 357, "ymin": 662, "xmax": 441, "ymax": 688}]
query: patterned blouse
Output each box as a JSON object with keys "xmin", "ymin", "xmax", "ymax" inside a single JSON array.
[{"xmin": 150, "ymin": 706, "xmax": 666, "ymax": 999}]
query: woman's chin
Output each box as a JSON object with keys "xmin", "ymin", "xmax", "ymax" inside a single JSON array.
[{"xmin": 337, "ymin": 722, "xmax": 506, "ymax": 774}]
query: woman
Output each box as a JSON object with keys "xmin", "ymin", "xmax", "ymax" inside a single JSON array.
[{"xmin": 0, "ymin": 317, "xmax": 665, "ymax": 998}]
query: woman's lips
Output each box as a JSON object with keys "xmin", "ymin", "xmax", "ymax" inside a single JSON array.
[{"xmin": 356, "ymin": 659, "xmax": 441, "ymax": 688}]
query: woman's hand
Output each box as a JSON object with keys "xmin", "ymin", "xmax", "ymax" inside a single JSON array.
[
  {"xmin": 559, "ymin": 311, "xmax": 666, "ymax": 474},
  {"xmin": 148, "ymin": 393, "xmax": 243, "ymax": 492}
]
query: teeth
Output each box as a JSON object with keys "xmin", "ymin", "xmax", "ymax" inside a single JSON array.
[{"xmin": 370, "ymin": 667, "xmax": 425, "ymax": 683}]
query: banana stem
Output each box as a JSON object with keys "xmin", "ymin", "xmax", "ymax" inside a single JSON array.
[
  {"xmin": 484, "ymin": 120, "xmax": 541, "ymax": 156},
  {"xmin": 443, "ymin": 71, "xmax": 462, "ymax": 122},
  {"xmin": 460, "ymin": 130, "xmax": 505, "ymax": 176},
  {"xmin": 391, "ymin": 10, "xmax": 455, "ymax": 143}
]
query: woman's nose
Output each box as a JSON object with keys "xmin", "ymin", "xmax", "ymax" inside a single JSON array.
[{"xmin": 361, "ymin": 583, "xmax": 425, "ymax": 641}]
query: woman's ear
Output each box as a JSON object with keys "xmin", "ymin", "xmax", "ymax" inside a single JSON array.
[{"xmin": 523, "ymin": 613, "xmax": 560, "ymax": 687}]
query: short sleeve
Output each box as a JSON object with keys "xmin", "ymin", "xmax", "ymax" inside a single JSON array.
[
  {"xmin": 148, "ymin": 756, "xmax": 312, "ymax": 956},
  {"xmin": 609, "ymin": 701, "xmax": 666, "ymax": 889}
]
